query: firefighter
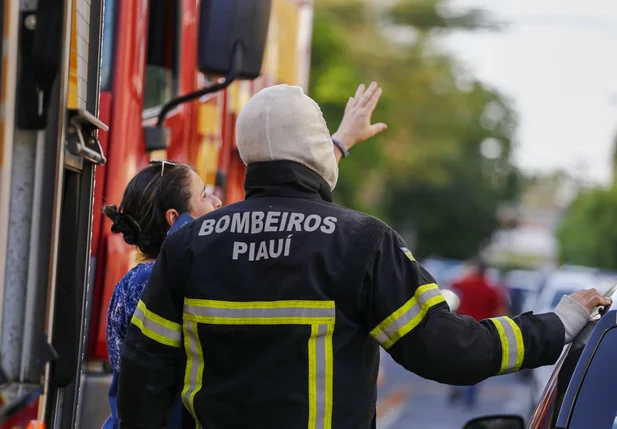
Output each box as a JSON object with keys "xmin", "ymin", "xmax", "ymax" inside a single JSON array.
[
  {"xmin": 103, "ymin": 82, "xmax": 385, "ymax": 429},
  {"xmin": 117, "ymin": 83, "xmax": 611, "ymax": 429}
]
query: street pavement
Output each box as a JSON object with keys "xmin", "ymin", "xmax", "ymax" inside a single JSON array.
[{"xmin": 376, "ymin": 351, "xmax": 536, "ymax": 429}]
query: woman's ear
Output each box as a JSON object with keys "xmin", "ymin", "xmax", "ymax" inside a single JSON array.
[{"xmin": 165, "ymin": 208, "xmax": 180, "ymax": 228}]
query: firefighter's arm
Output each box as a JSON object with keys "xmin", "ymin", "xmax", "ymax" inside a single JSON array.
[
  {"xmin": 117, "ymin": 232, "xmax": 190, "ymax": 428},
  {"xmin": 362, "ymin": 229, "xmax": 566, "ymax": 386}
]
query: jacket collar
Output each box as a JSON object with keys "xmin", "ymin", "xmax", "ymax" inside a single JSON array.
[{"xmin": 244, "ymin": 161, "xmax": 333, "ymax": 202}]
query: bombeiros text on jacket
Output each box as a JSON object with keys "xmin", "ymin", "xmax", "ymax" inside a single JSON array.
[{"xmin": 198, "ymin": 211, "xmax": 338, "ymax": 261}]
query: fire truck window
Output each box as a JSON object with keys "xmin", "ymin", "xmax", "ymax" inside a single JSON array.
[
  {"xmin": 100, "ymin": 0, "xmax": 117, "ymax": 91},
  {"xmin": 144, "ymin": 0, "xmax": 179, "ymax": 111}
]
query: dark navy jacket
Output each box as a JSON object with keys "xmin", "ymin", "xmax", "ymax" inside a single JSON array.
[{"xmin": 117, "ymin": 161, "xmax": 565, "ymax": 429}]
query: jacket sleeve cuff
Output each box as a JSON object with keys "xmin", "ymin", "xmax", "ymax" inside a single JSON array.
[
  {"xmin": 554, "ymin": 295, "xmax": 591, "ymax": 343},
  {"xmin": 523, "ymin": 312, "xmax": 566, "ymax": 369}
]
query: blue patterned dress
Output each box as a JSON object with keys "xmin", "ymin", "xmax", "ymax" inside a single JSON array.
[{"xmin": 103, "ymin": 262, "xmax": 183, "ymax": 429}]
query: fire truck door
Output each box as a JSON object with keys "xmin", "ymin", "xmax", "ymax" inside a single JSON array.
[{"xmin": 0, "ymin": 0, "xmax": 107, "ymax": 428}]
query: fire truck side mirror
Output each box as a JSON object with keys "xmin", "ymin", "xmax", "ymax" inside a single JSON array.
[
  {"xmin": 198, "ymin": 0, "xmax": 272, "ymax": 79},
  {"xmin": 145, "ymin": 0, "xmax": 272, "ymax": 152},
  {"xmin": 144, "ymin": 126, "xmax": 171, "ymax": 152}
]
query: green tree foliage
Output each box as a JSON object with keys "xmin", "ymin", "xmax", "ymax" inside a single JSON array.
[
  {"xmin": 557, "ymin": 187, "xmax": 617, "ymax": 270},
  {"xmin": 310, "ymin": 0, "xmax": 520, "ymax": 259},
  {"xmin": 387, "ymin": 0, "xmax": 500, "ymax": 30},
  {"xmin": 558, "ymin": 134, "xmax": 617, "ymax": 270}
]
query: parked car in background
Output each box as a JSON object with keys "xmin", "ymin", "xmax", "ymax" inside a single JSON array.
[
  {"xmin": 463, "ymin": 283, "xmax": 617, "ymax": 429},
  {"xmin": 422, "ymin": 257, "xmax": 503, "ymax": 288},
  {"xmin": 593, "ymin": 271, "xmax": 617, "ymax": 293},
  {"xmin": 499, "ymin": 269, "xmax": 549, "ymax": 385},
  {"xmin": 533, "ymin": 269, "xmax": 600, "ymax": 314},
  {"xmin": 421, "ymin": 257, "xmax": 466, "ymax": 288},
  {"xmin": 503, "ymin": 269, "xmax": 547, "ymax": 316}
]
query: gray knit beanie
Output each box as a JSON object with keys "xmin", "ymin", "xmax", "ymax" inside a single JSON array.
[{"xmin": 236, "ymin": 84, "xmax": 339, "ymax": 190}]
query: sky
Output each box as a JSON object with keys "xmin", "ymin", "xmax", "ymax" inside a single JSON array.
[{"xmin": 441, "ymin": 0, "xmax": 617, "ymax": 185}]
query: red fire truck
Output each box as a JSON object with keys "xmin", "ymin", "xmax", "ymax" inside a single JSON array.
[{"xmin": 0, "ymin": 0, "xmax": 313, "ymax": 427}]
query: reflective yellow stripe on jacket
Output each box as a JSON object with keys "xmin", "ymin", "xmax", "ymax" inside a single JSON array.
[
  {"xmin": 489, "ymin": 316, "xmax": 525, "ymax": 374},
  {"xmin": 131, "ymin": 300, "xmax": 182, "ymax": 348},
  {"xmin": 370, "ymin": 283, "xmax": 445, "ymax": 350},
  {"xmin": 183, "ymin": 299, "xmax": 335, "ymax": 429}
]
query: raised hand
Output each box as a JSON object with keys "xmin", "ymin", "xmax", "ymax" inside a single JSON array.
[{"xmin": 332, "ymin": 82, "xmax": 387, "ymax": 161}]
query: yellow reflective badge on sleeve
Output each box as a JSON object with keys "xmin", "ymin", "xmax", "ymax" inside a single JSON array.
[
  {"xmin": 370, "ymin": 283, "xmax": 445, "ymax": 349},
  {"xmin": 131, "ymin": 300, "xmax": 182, "ymax": 348},
  {"xmin": 489, "ymin": 316, "xmax": 525, "ymax": 374},
  {"xmin": 400, "ymin": 247, "xmax": 415, "ymax": 262}
]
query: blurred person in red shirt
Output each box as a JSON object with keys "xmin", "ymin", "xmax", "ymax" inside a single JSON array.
[
  {"xmin": 448, "ymin": 258, "xmax": 503, "ymax": 408},
  {"xmin": 453, "ymin": 259, "xmax": 502, "ymax": 322}
]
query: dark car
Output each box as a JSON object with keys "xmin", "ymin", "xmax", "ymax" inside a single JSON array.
[{"xmin": 462, "ymin": 283, "xmax": 617, "ymax": 429}]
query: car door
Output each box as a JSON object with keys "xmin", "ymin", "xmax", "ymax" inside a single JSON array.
[{"xmin": 553, "ymin": 310, "xmax": 617, "ymax": 429}]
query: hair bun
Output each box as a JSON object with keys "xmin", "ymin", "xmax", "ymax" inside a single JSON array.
[{"xmin": 103, "ymin": 204, "xmax": 142, "ymax": 245}]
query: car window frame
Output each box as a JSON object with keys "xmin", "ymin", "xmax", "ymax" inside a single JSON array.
[
  {"xmin": 555, "ymin": 310, "xmax": 617, "ymax": 428},
  {"xmin": 549, "ymin": 288, "xmax": 579, "ymax": 309},
  {"xmin": 564, "ymin": 326, "xmax": 617, "ymax": 428}
]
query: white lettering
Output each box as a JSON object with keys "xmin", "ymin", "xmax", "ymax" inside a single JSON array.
[
  {"xmin": 304, "ymin": 214, "xmax": 321, "ymax": 232},
  {"xmin": 320, "ymin": 216, "xmax": 337, "ymax": 234},
  {"xmin": 215, "ymin": 215, "xmax": 231, "ymax": 233},
  {"xmin": 232, "ymin": 242, "xmax": 248, "ymax": 260},
  {"xmin": 269, "ymin": 238, "xmax": 284, "ymax": 258},
  {"xmin": 284, "ymin": 234, "xmax": 293, "ymax": 256},
  {"xmin": 287, "ymin": 213, "xmax": 304, "ymax": 232},
  {"xmin": 264, "ymin": 211, "xmax": 280, "ymax": 232},
  {"xmin": 231, "ymin": 237, "xmax": 294, "ymax": 261},
  {"xmin": 198, "ymin": 219, "xmax": 215, "ymax": 236},
  {"xmin": 251, "ymin": 211, "xmax": 265, "ymax": 234},
  {"xmin": 202, "ymin": 212, "xmax": 339, "ymax": 238},
  {"xmin": 256, "ymin": 241, "xmax": 269, "ymax": 260},
  {"xmin": 231, "ymin": 212, "xmax": 250, "ymax": 234},
  {"xmin": 279, "ymin": 212, "xmax": 289, "ymax": 231}
]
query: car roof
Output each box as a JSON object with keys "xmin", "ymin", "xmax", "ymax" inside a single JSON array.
[
  {"xmin": 503, "ymin": 269, "xmax": 545, "ymax": 291},
  {"xmin": 534, "ymin": 270, "xmax": 597, "ymax": 312},
  {"xmin": 544, "ymin": 271, "xmax": 594, "ymax": 290}
]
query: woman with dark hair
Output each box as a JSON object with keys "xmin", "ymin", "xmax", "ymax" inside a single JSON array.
[
  {"xmin": 102, "ymin": 160, "xmax": 221, "ymax": 429},
  {"xmin": 102, "ymin": 82, "xmax": 386, "ymax": 429}
]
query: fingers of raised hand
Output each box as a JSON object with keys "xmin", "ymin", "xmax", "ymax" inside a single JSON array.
[
  {"xmin": 359, "ymin": 82, "xmax": 379, "ymax": 107},
  {"xmin": 353, "ymin": 84, "xmax": 365, "ymax": 104},
  {"xmin": 366, "ymin": 87, "xmax": 383, "ymax": 112},
  {"xmin": 345, "ymin": 97, "xmax": 355, "ymax": 113}
]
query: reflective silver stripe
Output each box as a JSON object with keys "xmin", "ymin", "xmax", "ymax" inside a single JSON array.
[
  {"xmin": 372, "ymin": 287, "xmax": 444, "ymax": 346},
  {"xmin": 133, "ymin": 305, "xmax": 182, "ymax": 346},
  {"xmin": 490, "ymin": 316, "xmax": 524, "ymax": 374},
  {"xmin": 182, "ymin": 320, "xmax": 203, "ymax": 427},
  {"xmin": 314, "ymin": 324, "xmax": 327, "ymax": 429},
  {"xmin": 184, "ymin": 305, "xmax": 335, "ymax": 319}
]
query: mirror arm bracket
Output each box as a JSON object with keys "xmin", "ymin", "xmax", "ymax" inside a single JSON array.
[{"xmin": 156, "ymin": 42, "xmax": 245, "ymax": 127}]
